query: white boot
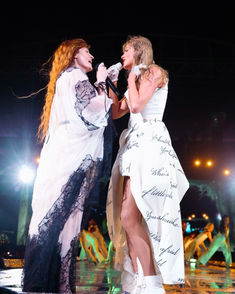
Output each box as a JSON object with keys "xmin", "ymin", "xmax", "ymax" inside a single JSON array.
[
  {"xmin": 131, "ymin": 258, "xmax": 143, "ymax": 294},
  {"xmin": 121, "ymin": 270, "xmax": 136, "ymax": 294},
  {"xmin": 141, "ymin": 275, "xmax": 166, "ymax": 294}
]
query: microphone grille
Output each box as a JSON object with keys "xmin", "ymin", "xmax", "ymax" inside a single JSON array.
[{"xmin": 115, "ymin": 62, "xmax": 123, "ymax": 71}]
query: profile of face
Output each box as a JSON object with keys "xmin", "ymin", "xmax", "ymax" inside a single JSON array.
[
  {"xmin": 121, "ymin": 45, "xmax": 136, "ymax": 70},
  {"xmin": 74, "ymin": 47, "xmax": 94, "ymax": 73}
]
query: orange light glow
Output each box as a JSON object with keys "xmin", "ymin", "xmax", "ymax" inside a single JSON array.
[
  {"xmin": 35, "ymin": 156, "xmax": 40, "ymax": 164},
  {"xmin": 223, "ymin": 169, "xmax": 231, "ymax": 176},
  {"xmin": 194, "ymin": 160, "xmax": 201, "ymax": 167},
  {"xmin": 206, "ymin": 160, "xmax": 213, "ymax": 167}
]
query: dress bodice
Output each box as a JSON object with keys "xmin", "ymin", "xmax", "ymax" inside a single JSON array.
[
  {"xmin": 140, "ymin": 82, "xmax": 168, "ymax": 121},
  {"xmin": 125, "ymin": 82, "xmax": 168, "ymax": 122}
]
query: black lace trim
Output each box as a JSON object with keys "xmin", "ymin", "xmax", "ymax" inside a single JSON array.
[
  {"xmin": 74, "ymin": 79, "xmax": 99, "ymax": 131},
  {"xmin": 22, "ymin": 234, "xmax": 61, "ymax": 292},
  {"xmin": 81, "ymin": 111, "xmax": 117, "ymax": 229},
  {"xmin": 22, "ymin": 112, "xmax": 117, "ymax": 293},
  {"xmin": 22, "ymin": 154, "xmax": 103, "ymax": 293},
  {"xmin": 59, "ymin": 236, "xmax": 79, "ymax": 294}
]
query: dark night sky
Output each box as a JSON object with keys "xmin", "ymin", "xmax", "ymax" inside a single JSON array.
[
  {"xmin": 0, "ymin": 4, "xmax": 234, "ymax": 137},
  {"xmin": 0, "ymin": 4, "xmax": 235, "ymax": 229},
  {"xmin": 1, "ymin": 4, "xmax": 234, "ymax": 150},
  {"xmin": 1, "ymin": 4, "xmax": 234, "ymax": 122}
]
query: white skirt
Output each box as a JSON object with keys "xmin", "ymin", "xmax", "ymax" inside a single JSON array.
[{"xmin": 106, "ymin": 116, "xmax": 189, "ymax": 287}]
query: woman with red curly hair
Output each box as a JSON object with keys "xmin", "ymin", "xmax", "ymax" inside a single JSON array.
[{"xmin": 22, "ymin": 38, "xmax": 113, "ymax": 293}]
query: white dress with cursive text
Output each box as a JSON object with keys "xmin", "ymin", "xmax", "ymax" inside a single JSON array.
[{"xmin": 106, "ymin": 82, "xmax": 190, "ymax": 291}]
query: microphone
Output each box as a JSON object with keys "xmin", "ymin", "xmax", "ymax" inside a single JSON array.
[
  {"xmin": 108, "ymin": 62, "xmax": 123, "ymax": 74},
  {"xmin": 94, "ymin": 62, "xmax": 122, "ymax": 97}
]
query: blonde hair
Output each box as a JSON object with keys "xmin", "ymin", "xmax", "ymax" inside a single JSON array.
[
  {"xmin": 122, "ymin": 35, "xmax": 154, "ymax": 66},
  {"xmin": 147, "ymin": 64, "xmax": 169, "ymax": 88},
  {"xmin": 37, "ymin": 38, "xmax": 90, "ymax": 143},
  {"xmin": 123, "ymin": 35, "xmax": 168, "ymax": 87}
]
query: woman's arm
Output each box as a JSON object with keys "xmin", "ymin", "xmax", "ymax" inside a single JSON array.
[
  {"xmin": 128, "ymin": 66, "xmax": 164, "ymax": 113},
  {"xmin": 109, "ymin": 85, "xmax": 129, "ymax": 119}
]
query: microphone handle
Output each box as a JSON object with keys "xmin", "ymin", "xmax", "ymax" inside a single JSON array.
[
  {"xmin": 106, "ymin": 76, "xmax": 120, "ymax": 97},
  {"xmin": 94, "ymin": 62, "xmax": 120, "ymax": 97}
]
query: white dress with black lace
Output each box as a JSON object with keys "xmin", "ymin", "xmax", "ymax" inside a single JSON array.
[
  {"xmin": 106, "ymin": 82, "xmax": 190, "ymax": 291},
  {"xmin": 22, "ymin": 67, "xmax": 113, "ymax": 293}
]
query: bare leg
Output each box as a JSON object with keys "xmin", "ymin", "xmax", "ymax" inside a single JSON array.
[
  {"xmin": 120, "ymin": 176, "xmax": 156, "ymax": 276},
  {"xmin": 126, "ymin": 234, "xmax": 138, "ymax": 273}
]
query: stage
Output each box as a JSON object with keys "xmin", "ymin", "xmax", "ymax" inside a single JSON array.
[{"xmin": 0, "ymin": 260, "xmax": 234, "ymax": 293}]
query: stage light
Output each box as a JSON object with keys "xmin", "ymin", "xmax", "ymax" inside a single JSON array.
[
  {"xmin": 35, "ymin": 156, "xmax": 40, "ymax": 164},
  {"xmin": 202, "ymin": 213, "xmax": 209, "ymax": 220},
  {"xmin": 223, "ymin": 169, "xmax": 231, "ymax": 176},
  {"xmin": 206, "ymin": 160, "xmax": 213, "ymax": 167},
  {"xmin": 18, "ymin": 165, "xmax": 35, "ymax": 184},
  {"xmin": 194, "ymin": 159, "xmax": 201, "ymax": 167}
]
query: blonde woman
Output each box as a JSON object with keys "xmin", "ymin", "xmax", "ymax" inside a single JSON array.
[
  {"xmin": 184, "ymin": 223, "xmax": 214, "ymax": 262},
  {"xmin": 106, "ymin": 35, "xmax": 190, "ymax": 294},
  {"xmin": 22, "ymin": 38, "xmax": 113, "ymax": 293}
]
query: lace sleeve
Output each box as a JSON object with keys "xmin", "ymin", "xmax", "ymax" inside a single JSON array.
[{"xmin": 74, "ymin": 79, "xmax": 112, "ymax": 130}]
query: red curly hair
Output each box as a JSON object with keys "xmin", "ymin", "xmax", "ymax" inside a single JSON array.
[{"xmin": 37, "ymin": 38, "xmax": 90, "ymax": 142}]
